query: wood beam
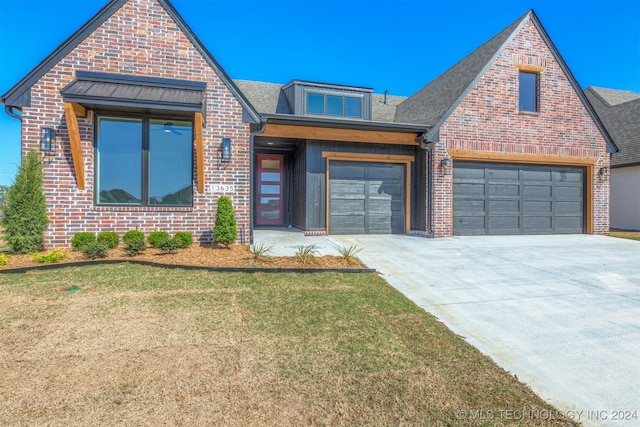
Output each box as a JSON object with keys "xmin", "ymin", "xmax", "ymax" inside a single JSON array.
[
  {"xmin": 447, "ymin": 149, "xmax": 598, "ymax": 166},
  {"xmin": 70, "ymin": 102, "xmax": 86, "ymax": 117},
  {"xmin": 262, "ymin": 123, "xmax": 419, "ymax": 146},
  {"xmin": 63, "ymin": 102, "xmax": 85, "ymax": 190},
  {"xmin": 194, "ymin": 112, "xmax": 205, "ymax": 194}
]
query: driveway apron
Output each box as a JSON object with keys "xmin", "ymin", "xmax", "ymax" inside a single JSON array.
[{"xmin": 329, "ymin": 234, "xmax": 640, "ymax": 426}]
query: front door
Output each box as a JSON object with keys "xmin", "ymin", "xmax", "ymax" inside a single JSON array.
[{"xmin": 256, "ymin": 155, "xmax": 284, "ymax": 226}]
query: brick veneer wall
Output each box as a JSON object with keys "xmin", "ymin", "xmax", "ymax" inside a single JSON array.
[
  {"xmin": 20, "ymin": 0, "xmax": 251, "ymax": 247},
  {"xmin": 431, "ymin": 19, "xmax": 610, "ymax": 237}
]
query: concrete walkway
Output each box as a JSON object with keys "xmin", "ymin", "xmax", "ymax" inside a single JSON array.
[
  {"xmin": 253, "ymin": 228, "xmax": 342, "ymax": 256},
  {"xmin": 327, "ymin": 234, "xmax": 640, "ymax": 426}
]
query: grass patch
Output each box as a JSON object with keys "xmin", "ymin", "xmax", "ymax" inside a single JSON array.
[
  {"xmin": 0, "ymin": 264, "xmax": 577, "ymax": 426},
  {"xmin": 609, "ymin": 229, "xmax": 640, "ymax": 241}
]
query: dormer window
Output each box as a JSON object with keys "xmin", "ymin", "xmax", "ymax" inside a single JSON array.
[
  {"xmin": 306, "ymin": 92, "xmax": 364, "ymax": 118},
  {"xmin": 282, "ymin": 80, "xmax": 372, "ymax": 120}
]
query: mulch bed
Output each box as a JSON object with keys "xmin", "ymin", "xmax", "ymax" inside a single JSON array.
[{"xmin": 0, "ymin": 244, "xmax": 368, "ymax": 272}]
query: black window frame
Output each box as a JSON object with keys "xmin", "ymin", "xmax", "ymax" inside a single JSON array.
[
  {"xmin": 518, "ymin": 71, "xmax": 539, "ymax": 113},
  {"xmin": 94, "ymin": 112, "xmax": 194, "ymax": 207},
  {"xmin": 304, "ymin": 91, "xmax": 364, "ymax": 119}
]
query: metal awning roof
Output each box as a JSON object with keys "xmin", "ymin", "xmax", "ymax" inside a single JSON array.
[{"xmin": 60, "ymin": 71, "xmax": 206, "ymax": 113}]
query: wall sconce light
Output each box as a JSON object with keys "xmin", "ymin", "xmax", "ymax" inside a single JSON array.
[
  {"xmin": 440, "ymin": 157, "xmax": 452, "ymax": 175},
  {"xmin": 599, "ymin": 166, "xmax": 609, "ymax": 180},
  {"xmin": 40, "ymin": 127, "xmax": 57, "ymax": 162},
  {"xmin": 221, "ymin": 138, "xmax": 231, "ymax": 163}
]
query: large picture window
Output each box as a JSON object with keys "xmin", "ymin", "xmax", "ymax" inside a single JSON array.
[{"xmin": 96, "ymin": 116, "xmax": 193, "ymax": 206}]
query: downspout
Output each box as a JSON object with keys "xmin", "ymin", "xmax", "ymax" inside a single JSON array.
[
  {"xmin": 249, "ymin": 117, "xmax": 268, "ymax": 244},
  {"xmin": 4, "ymin": 105, "xmax": 22, "ymax": 121},
  {"xmin": 418, "ymin": 132, "xmax": 435, "ymax": 237}
]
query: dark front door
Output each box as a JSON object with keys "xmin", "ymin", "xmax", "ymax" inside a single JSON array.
[{"xmin": 257, "ymin": 155, "xmax": 284, "ymax": 226}]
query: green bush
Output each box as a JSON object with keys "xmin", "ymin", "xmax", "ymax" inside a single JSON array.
[
  {"xmin": 97, "ymin": 231, "xmax": 119, "ymax": 249},
  {"xmin": 0, "ymin": 151, "xmax": 49, "ymax": 253},
  {"xmin": 158, "ymin": 238, "xmax": 179, "ymax": 254},
  {"xmin": 213, "ymin": 196, "xmax": 237, "ymax": 247},
  {"xmin": 32, "ymin": 248, "xmax": 67, "ymax": 264},
  {"xmin": 124, "ymin": 239, "xmax": 147, "ymax": 257},
  {"xmin": 71, "ymin": 232, "xmax": 96, "ymax": 250},
  {"xmin": 123, "ymin": 230, "xmax": 145, "ymax": 246},
  {"xmin": 174, "ymin": 231, "xmax": 193, "ymax": 249},
  {"xmin": 148, "ymin": 231, "xmax": 170, "ymax": 248},
  {"xmin": 82, "ymin": 241, "xmax": 109, "ymax": 259},
  {"xmin": 0, "ymin": 253, "xmax": 9, "ymax": 268}
]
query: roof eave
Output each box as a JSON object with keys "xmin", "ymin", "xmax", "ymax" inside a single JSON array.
[
  {"xmin": 262, "ymin": 113, "xmax": 431, "ymax": 133},
  {"xmin": 1, "ymin": 0, "xmax": 128, "ymax": 107},
  {"xmin": 527, "ymin": 10, "xmax": 618, "ymax": 153}
]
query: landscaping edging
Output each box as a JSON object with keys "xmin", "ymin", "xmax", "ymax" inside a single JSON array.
[{"xmin": 0, "ymin": 259, "xmax": 376, "ymax": 274}]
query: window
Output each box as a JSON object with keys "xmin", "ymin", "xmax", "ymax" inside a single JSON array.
[
  {"xmin": 305, "ymin": 92, "xmax": 363, "ymax": 118},
  {"xmin": 96, "ymin": 116, "xmax": 193, "ymax": 206},
  {"xmin": 519, "ymin": 71, "xmax": 538, "ymax": 112}
]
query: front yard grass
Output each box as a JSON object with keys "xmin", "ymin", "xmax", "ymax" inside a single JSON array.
[
  {"xmin": 609, "ymin": 229, "xmax": 640, "ymax": 241},
  {"xmin": 0, "ymin": 264, "xmax": 577, "ymax": 426}
]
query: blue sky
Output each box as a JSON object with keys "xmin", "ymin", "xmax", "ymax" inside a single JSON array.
[{"xmin": 1, "ymin": 0, "xmax": 639, "ymax": 186}]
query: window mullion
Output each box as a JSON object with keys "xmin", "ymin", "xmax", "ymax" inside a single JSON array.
[{"xmin": 142, "ymin": 118, "xmax": 149, "ymax": 206}]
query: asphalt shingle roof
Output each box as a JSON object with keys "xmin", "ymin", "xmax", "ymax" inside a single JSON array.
[
  {"xmin": 393, "ymin": 14, "xmax": 525, "ymax": 127},
  {"xmin": 234, "ymin": 80, "xmax": 408, "ymax": 123},
  {"xmin": 585, "ymin": 87, "xmax": 640, "ymax": 166}
]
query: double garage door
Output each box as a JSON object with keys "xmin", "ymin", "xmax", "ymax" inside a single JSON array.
[
  {"xmin": 329, "ymin": 161, "xmax": 405, "ymax": 234},
  {"xmin": 454, "ymin": 162, "xmax": 585, "ymax": 235}
]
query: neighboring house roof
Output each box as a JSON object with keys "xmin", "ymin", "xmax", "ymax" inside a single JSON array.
[
  {"xmin": 393, "ymin": 10, "xmax": 617, "ymax": 154},
  {"xmin": 585, "ymin": 87, "xmax": 640, "ymax": 167},
  {"xmin": 0, "ymin": 0, "xmax": 259, "ymax": 122}
]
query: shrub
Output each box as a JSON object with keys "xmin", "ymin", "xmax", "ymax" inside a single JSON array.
[
  {"xmin": 148, "ymin": 231, "xmax": 170, "ymax": 248},
  {"xmin": 124, "ymin": 239, "xmax": 147, "ymax": 257},
  {"xmin": 123, "ymin": 230, "xmax": 145, "ymax": 246},
  {"xmin": 0, "ymin": 253, "xmax": 9, "ymax": 268},
  {"xmin": 32, "ymin": 249, "xmax": 67, "ymax": 264},
  {"xmin": 213, "ymin": 196, "xmax": 237, "ymax": 247},
  {"xmin": 0, "ymin": 151, "xmax": 48, "ymax": 253},
  {"xmin": 158, "ymin": 238, "xmax": 179, "ymax": 254},
  {"xmin": 71, "ymin": 232, "xmax": 96, "ymax": 250},
  {"xmin": 294, "ymin": 244, "xmax": 319, "ymax": 265},
  {"xmin": 97, "ymin": 231, "xmax": 119, "ymax": 249},
  {"xmin": 173, "ymin": 231, "xmax": 193, "ymax": 249},
  {"xmin": 249, "ymin": 242, "xmax": 273, "ymax": 264},
  {"xmin": 82, "ymin": 241, "xmax": 110, "ymax": 259},
  {"xmin": 337, "ymin": 244, "xmax": 362, "ymax": 265}
]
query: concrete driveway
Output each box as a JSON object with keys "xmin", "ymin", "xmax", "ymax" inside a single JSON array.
[{"xmin": 329, "ymin": 234, "xmax": 640, "ymax": 426}]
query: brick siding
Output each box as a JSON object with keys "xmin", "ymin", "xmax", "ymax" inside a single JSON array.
[
  {"xmin": 20, "ymin": 0, "xmax": 251, "ymax": 247},
  {"xmin": 431, "ymin": 19, "xmax": 610, "ymax": 237}
]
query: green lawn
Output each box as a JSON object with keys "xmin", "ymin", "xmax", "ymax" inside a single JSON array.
[{"xmin": 0, "ymin": 264, "xmax": 577, "ymax": 426}]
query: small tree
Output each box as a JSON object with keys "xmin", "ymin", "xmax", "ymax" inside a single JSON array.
[
  {"xmin": 213, "ymin": 196, "xmax": 237, "ymax": 247},
  {"xmin": 0, "ymin": 151, "xmax": 48, "ymax": 253}
]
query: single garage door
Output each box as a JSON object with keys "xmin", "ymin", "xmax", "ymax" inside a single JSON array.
[
  {"xmin": 329, "ymin": 161, "xmax": 405, "ymax": 234},
  {"xmin": 453, "ymin": 162, "xmax": 585, "ymax": 235}
]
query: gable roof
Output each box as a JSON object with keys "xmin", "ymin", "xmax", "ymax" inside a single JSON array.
[
  {"xmin": 585, "ymin": 87, "xmax": 640, "ymax": 167},
  {"xmin": 394, "ymin": 13, "xmax": 524, "ymax": 129},
  {"xmin": 0, "ymin": 0, "xmax": 259, "ymax": 122},
  {"xmin": 234, "ymin": 79, "xmax": 409, "ymax": 124},
  {"xmin": 395, "ymin": 10, "xmax": 617, "ymax": 153}
]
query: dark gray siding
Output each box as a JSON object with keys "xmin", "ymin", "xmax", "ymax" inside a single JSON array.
[
  {"xmin": 292, "ymin": 142, "xmax": 307, "ymax": 229},
  {"xmin": 453, "ymin": 162, "xmax": 585, "ymax": 235},
  {"xmin": 304, "ymin": 141, "xmax": 423, "ymax": 233}
]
